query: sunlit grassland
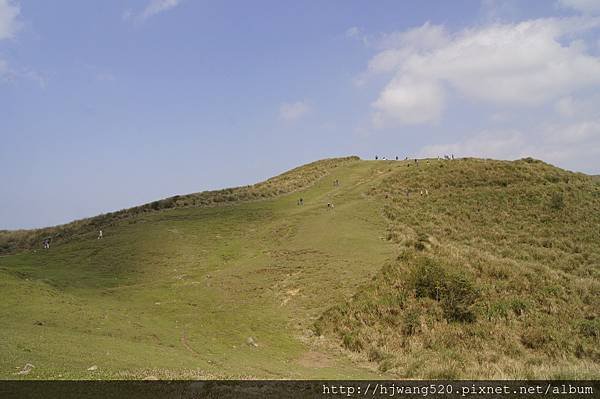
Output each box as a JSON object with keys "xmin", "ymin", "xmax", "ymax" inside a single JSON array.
[{"xmin": 1, "ymin": 157, "xmax": 599, "ymax": 379}]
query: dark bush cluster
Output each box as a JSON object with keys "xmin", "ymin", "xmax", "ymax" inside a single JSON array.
[
  {"xmin": 549, "ymin": 192, "xmax": 565, "ymax": 210},
  {"xmin": 411, "ymin": 259, "xmax": 479, "ymax": 322}
]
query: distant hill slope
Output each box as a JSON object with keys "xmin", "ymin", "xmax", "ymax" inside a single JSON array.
[
  {"xmin": 315, "ymin": 157, "xmax": 600, "ymax": 378},
  {"xmin": 1, "ymin": 156, "xmax": 598, "ymax": 379},
  {"xmin": 0, "ymin": 156, "xmax": 359, "ymax": 254}
]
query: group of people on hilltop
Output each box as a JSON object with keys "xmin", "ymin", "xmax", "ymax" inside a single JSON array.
[{"xmin": 375, "ymin": 154, "xmax": 455, "ymax": 161}]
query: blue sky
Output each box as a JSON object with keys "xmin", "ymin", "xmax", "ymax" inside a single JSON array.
[{"xmin": 2, "ymin": 0, "xmax": 600, "ymax": 229}]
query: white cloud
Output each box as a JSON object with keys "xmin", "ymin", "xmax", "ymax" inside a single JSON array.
[
  {"xmin": 554, "ymin": 94, "xmax": 600, "ymax": 118},
  {"xmin": 557, "ymin": 0, "xmax": 600, "ymax": 14},
  {"xmin": 480, "ymin": 0, "xmax": 520, "ymax": 22},
  {"xmin": 124, "ymin": 0, "xmax": 181, "ymax": 23},
  {"xmin": 0, "ymin": 0, "xmax": 20, "ymax": 82},
  {"xmin": 555, "ymin": 96, "xmax": 577, "ymax": 117},
  {"xmin": 345, "ymin": 26, "xmax": 369, "ymax": 46},
  {"xmin": 0, "ymin": 0, "xmax": 19, "ymax": 40},
  {"xmin": 279, "ymin": 101, "xmax": 311, "ymax": 121},
  {"xmin": 418, "ymin": 119, "xmax": 600, "ymax": 172},
  {"xmin": 372, "ymin": 76, "xmax": 444, "ymax": 126},
  {"xmin": 546, "ymin": 119, "xmax": 600, "ymax": 144},
  {"xmin": 419, "ymin": 130, "xmax": 526, "ymax": 160},
  {"xmin": 377, "ymin": 22, "xmax": 449, "ymax": 52},
  {"xmin": 368, "ymin": 23, "xmax": 448, "ymax": 74},
  {"xmin": 346, "ymin": 26, "xmax": 361, "ymax": 38},
  {"xmin": 368, "ymin": 18, "xmax": 600, "ymax": 127}
]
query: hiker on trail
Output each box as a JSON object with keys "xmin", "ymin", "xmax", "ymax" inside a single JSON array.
[
  {"xmin": 300, "ymin": 198, "xmax": 303, "ymax": 205},
  {"xmin": 42, "ymin": 238, "xmax": 50, "ymax": 249},
  {"xmin": 395, "ymin": 156, "xmax": 398, "ymax": 160},
  {"xmin": 375, "ymin": 155, "xmax": 378, "ymax": 160},
  {"xmin": 415, "ymin": 159, "xmax": 419, "ymax": 166},
  {"xmin": 451, "ymin": 154, "xmax": 455, "ymax": 160},
  {"xmin": 98, "ymin": 230, "xmax": 103, "ymax": 240}
]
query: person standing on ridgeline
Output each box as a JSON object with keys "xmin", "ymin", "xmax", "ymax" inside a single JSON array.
[{"xmin": 375, "ymin": 155, "xmax": 378, "ymax": 160}]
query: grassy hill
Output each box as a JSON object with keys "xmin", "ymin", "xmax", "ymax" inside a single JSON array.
[
  {"xmin": 1, "ymin": 157, "xmax": 599, "ymax": 379},
  {"xmin": 0, "ymin": 156, "xmax": 359, "ymax": 255},
  {"xmin": 316, "ymin": 157, "xmax": 600, "ymax": 379}
]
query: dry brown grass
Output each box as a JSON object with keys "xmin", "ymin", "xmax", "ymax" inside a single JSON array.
[{"xmin": 315, "ymin": 157, "xmax": 600, "ymax": 379}]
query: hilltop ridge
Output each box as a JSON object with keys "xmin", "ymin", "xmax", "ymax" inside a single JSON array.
[{"xmin": 0, "ymin": 156, "xmax": 359, "ymax": 254}]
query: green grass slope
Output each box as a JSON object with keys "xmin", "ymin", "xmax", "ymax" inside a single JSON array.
[
  {"xmin": 316, "ymin": 158, "xmax": 600, "ymax": 379},
  {"xmin": 0, "ymin": 157, "xmax": 397, "ymax": 379},
  {"xmin": 0, "ymin": 156, "xmax": 359, "ymax": 255},
  {"xmin": 1, "ymin": 157, "xmax": 599, "ymax": 380}
]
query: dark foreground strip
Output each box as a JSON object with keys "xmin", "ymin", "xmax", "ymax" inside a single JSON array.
[{"xmin": 1, "ymin": 380, "xmax": 598, "ymax": 399}]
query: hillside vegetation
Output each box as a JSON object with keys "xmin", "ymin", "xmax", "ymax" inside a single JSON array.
[
  {"xmin": 315, "ymin": 158, "xmax": 600, "ymax": 378},
  {"xmin": 1, "ymin": 156, "xmax": 599, "ymax": 379},
  {"xmin": 0, "ymin": 156, "xmax": 358, "ymax": 255}
]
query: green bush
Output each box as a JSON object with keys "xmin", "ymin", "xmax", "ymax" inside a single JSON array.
[
  {"xmin": 549, "ymin": 192, "xmax": 565, "ymax": 210},
  {"xmin": 411, "ymin": 259, "xmax": 479, "ymax": 322},
  {"xmin": 412, "ymin": 259, "xmax": 446, "ymax": 301},
  {"xmin": 441, "ymin": 273, "xmax": 479, "ymax": 322}
]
